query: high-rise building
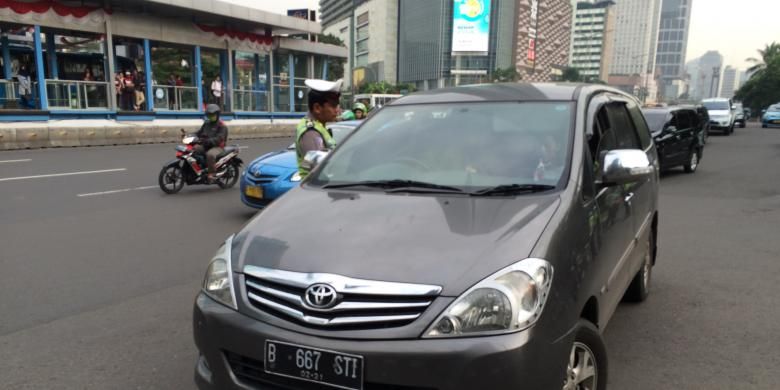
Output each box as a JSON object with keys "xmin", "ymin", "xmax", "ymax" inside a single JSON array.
[
  {"xmin": 697, "ymin": 51, "xmax": 723, "ymax": 99},
  {"xmin": 608, "ymin": 0, "xmax": 662, "ymax": 76},
  {"xmin": 321, "ymin": 0, "xmax": 398, "ymax": 88},
  {"xmin": 320, "ymin": 0, "xmax": 367, "ymax": 28},
  {"xmin": 720, "ymin": 66, "xmax": 737, "ymax": 98},
  {"xmin": 515, "ymin": 0, "xmax": 574, "ymax": 82},
  {"xmin": 655, "ymin": 0, "xmax": 693, "ymax": 101},
  {"xmin": 397, "ymin": 0, "xmax": 519, "ymax": 90},
  {"xmin": 569, "ymin": 1, "xmax": 616, "ymax": 82},
  {"xmin": 738, "ymin": 70, "xmax": 749, "ymax": 90}
]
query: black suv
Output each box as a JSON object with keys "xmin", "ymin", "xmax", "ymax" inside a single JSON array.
[{"xmin": 642, "ymin": 106, "xmax": 704, "ymax": 173}]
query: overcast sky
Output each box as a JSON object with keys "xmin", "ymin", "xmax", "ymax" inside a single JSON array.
[{"xmin": 229, "ymin": 0, "xmax": 780, "ymax": 71}]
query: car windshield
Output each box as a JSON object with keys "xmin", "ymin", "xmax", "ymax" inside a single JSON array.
[
  {"xmin": 642, "ymin": 111, "xmax": 669, "ymax": 132},
  {"xmin": 310, "ymin": 102, "xmax": 574, "ymax": 190},
  {"xmin": 703, "ymin": 101, "xmax": 730, "ymax": 111}
]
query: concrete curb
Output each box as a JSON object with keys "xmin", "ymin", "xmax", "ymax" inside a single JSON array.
[{"xmin": 0, "ymin": 122, "xmax": 295, "ymax": 150}]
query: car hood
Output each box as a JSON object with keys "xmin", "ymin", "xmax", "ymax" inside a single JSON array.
[
  {"xmin": 232, "ymin": 187, "xmax": 561, "ymax": 296},
  {"xmin": 708, "ymin": 110, "xmax": 731, "ymax": 118},
  {"xmin": 252, "ymin": 150, "xmax": 297, "ymax": 170}
]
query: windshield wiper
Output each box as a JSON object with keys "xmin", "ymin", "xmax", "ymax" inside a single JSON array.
[
  {"xmin": 470, "ymin": 184, "xmax": 556, "ymax": 196},
  {"xmin": 322, "ymin": 179, "xmax": 465, "ymax": 193}
]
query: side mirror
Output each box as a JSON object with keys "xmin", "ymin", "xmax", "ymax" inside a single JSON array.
[
  {"xmin": 301, "ymin": 150, "xmax": 330, "ymax": 172},
  {"xmin": 600, "ymin": 150, "xmax": 654, "ymax": 186}
]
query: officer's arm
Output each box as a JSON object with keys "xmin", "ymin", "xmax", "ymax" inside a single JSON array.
[{"xmin": 299, "ymin": 130, "xmax": 325, "ymax": 156}]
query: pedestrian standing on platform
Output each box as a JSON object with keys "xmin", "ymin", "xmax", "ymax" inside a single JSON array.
[{"xmin": 211, "ymin": 75, "xmax": 223, "ymax": 110}]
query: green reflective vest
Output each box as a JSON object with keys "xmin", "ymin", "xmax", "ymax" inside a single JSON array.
[{"xmin": 296, "ymin": 117, "xmax": 336, "ymax": 178}]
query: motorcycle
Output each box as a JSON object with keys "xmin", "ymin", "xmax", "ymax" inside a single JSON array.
[{"xmin": 158, "ymin": 130, "xmax": 243, "ymax": 194}]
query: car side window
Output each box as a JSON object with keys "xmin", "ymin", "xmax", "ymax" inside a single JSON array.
[
  {"xmin": 687, "ymin": 110, "xmax": 700, "ymax": 130},
  {"xmin": 627, "ymin": 102, "xmax": 653, "ymax": 149},
  {"xmin": 594, "ymin": 106, "xmax": 616, "ymax": 162},
  {"xmin": 605, "ymin": 102, "xmax": 640, "ymax": 150},
  {"xmin": 677, "ymin": 110, "xmax": 692, "ymax": 130}
]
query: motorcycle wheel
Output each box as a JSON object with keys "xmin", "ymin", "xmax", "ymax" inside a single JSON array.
[
  {"xmin": 159, "ymin": 164, "xmax": 185, "ymax": 194},
  {"xmin": 217, "ymin": 164, "xmax": 239, "ymax": 189}
]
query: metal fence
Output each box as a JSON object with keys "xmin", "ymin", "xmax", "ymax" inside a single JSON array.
[
  {"xmin": 46, "ymin": 80, "xmax": 110, "ymax": 110},
  {"xmin": 1, "ymin": 79, "xmax": 39, "ymax": 109},
  {"xmin": 152, "ymin": 85, "xmax": 199, "ymax": 111},
  {"xmin": 232, "ymin": 89, "xmax": 269, "ymax": 112}
]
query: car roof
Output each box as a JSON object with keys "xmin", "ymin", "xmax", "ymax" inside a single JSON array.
[
  {"xmin": 331, "ymin": 120, "xmax": 362, "ymax": 127},
  {"xmin": 641, "ymin": 106, "xmax": 694, "ymax": 114},
  {"xmin": 702, "ymin": 98, "xmax": 729, "ymax": 102},
  {"xmin": 387, "ymin": 83, "xmax": 628, "ymax": 105}
]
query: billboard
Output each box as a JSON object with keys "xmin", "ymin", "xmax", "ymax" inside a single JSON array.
[
  {"xmin": 451, "ymin": 0, "xmax": 491, "ymax": 53},
  {"xmin": 527, "ymin": 0, "xmax": 539, "ymax": 68}
]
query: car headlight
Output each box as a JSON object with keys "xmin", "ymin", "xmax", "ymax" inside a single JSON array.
[
  {"xmin": 290, "ymin": 171, "xmax": 302, "ymax": 182},
  {"xmin": 202, "ymin": 235, "xmax": 237, "ymax": 310},
  {"xmin": 424, "ymin": 258, "xmax": 553, "ymax": 338}
]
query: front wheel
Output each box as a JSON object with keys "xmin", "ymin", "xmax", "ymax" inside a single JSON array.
[
  {"xmin": 563, "ymin": 320, "xmax": 607, "ymax": 390},
  {"xmin": 159, "ymin": 164, "xmax": 185, "ymax": 194},
  {"xmin": 683, "ymin": 149, "xmax": 699, "ymax": 173},
  {"xmin": 217, "ymin": 163, "xmax": 239, "ymax": 189}
]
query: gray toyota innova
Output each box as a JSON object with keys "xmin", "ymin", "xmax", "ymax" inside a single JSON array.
[{"xmin": 194, "ymin": 83, "xmax": 660, "ymax": 390}]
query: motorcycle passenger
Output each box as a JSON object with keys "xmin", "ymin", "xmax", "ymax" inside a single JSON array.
[
  {"xmin": 353, "ymin": 102, "xmax": 367, "ymax": 120},
  {"xmin": 194, "ymin": 104, "xmax": 228, "ymax": 182}
]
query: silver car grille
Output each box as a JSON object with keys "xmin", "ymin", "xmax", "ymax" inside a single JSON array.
[{"xmin": 243, "ymin": 265, "xmax": 442, "ymax": 330}]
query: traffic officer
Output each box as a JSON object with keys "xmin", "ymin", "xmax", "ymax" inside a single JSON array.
[{"xmin": 295, "ymin": 78, "xmax": 343, "ymax": 178}]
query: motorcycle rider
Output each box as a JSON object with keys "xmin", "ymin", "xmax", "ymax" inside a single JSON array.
[{"xmin": 194, "ymin": 104, "xmax": 228, "ymax": 183}]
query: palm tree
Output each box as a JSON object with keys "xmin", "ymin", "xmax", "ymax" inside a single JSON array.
[{"xmin": 746, "ymin": 42, "xmax": 780, "ymax": 78}]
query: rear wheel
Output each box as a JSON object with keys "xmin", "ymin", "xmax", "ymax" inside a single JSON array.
[
  {"xmin": 683, "ymin": 149, "xmax": 699, "ymax": 173},
  {"xmin": 159, "ymin": 164, "xmax": 185, "ymax": 194},
  {"xmin": 562, "ymin": 320, "xmax": 607, "ymax": 390},
  {"xmin": 217, "ymin": 163, "xmax": 239, "ymax": 189}
]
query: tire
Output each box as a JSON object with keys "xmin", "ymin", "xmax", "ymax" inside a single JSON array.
[
  {"xmin": 563, "ymin": 320, "xmax": 608, "ymax": 390},
  {"xmin": 762, "ymin": 124, "xmax": 768, "ymax": 128},
  {"xmin": 740, "ymin": 121, "xmax": 746, "ymax": 128},
  {"xmin": 159, "ymin": 164, "xmax": 185, "ymax": 194},
  {"xmin": 625, "ymin": 230, "xmax": 654, "ymax": 302},
  {"xmin": 683, "ymin": 148, "xmax": 699, "ymax": 173},
  {"xmin": 217, "ymin": 163, "xmax": 239, "ymax": 189}
]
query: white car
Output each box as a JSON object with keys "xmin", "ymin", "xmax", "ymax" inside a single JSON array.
[{"xmin": 702, "ymin": 98, "xmax": 736, "ymax": 135}]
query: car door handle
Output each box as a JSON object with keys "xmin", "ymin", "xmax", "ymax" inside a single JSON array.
[{"xmin": 624, "ymin": 192, "xmax": 635, "ymax": 203}]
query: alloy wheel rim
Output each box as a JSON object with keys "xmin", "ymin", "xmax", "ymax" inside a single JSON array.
[
  {"xmin": 164, "ymin": 167, "xmax": 182, "ymax": 190},
  {"xmin": 563, "ymin": 342, "xmax": 598, "ymax": 390}
]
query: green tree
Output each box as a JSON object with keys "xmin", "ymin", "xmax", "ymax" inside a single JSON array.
[
  {"xmin": 561, "ymin": 67, "xmax": 582, "ymax": 82},
  {"xmin": 492, "ymin": 67, "xmax": 519, "ymax": 82},
  {"xmin": 316, "ymin": 34, "xmax": 346, "ymax": 82},
  {"xmin": 735, "ymin": 53, "xmax": 780, "ymax": 113},
  {"xmin": 746, "ymin": 42, "xmax": 780, "ymax": 78}
]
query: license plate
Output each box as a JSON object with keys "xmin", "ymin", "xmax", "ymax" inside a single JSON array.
[
  {"xmin": 264, "ymin": 340, "xmax": 364, "ymax": 390},
  {"xmin": 772, "ymin": 120, "xmax": 780, "ymax": 124},
  {"xmin": 245, "ymin": 185, "xmax": 263, "ymax": 199}
]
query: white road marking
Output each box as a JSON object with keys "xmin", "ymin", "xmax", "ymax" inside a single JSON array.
[
  {"xmin": 239, "ymin": 146, "xmax": 250, "ymax": 149},
  {"xmin": 77, "ymin": 185, "xmax": 157, "ymax": 197},
  {"xmin": 0, "ymin": 159, "xmax": 32, "ymax": 164},
  {"xmin": 0, "ymin": 168, "xmax": 126, "ymax": 182}
]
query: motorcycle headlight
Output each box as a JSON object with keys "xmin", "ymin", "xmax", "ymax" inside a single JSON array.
[
  {"xmin": 424, "ymin": 258, "xmax": 553, "ymax": 338},
  {"xmin": 290, "ymin": 171, "xmax": 302, "ymax": 182},
  {"xmin": 202, "ymin": 235, "xmax": 237, "ymax": 310}
]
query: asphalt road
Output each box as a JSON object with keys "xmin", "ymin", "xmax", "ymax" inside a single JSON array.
[{"xmin": 1, "ymin": 123, "xmax": 778, "ymax": 389}]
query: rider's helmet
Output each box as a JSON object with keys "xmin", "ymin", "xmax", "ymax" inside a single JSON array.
[
  {"xmin": 206, "ymin": 104, "xmax": 221, "ymax": 123},
  {"xmin": 353, "ymin": 102, "xmax": 367, "ymax": 114},
  {"xmin": 341, "ymin": 110, "xmax": 356, "ymax": 121}
]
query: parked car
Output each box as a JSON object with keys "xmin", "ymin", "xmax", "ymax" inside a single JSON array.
[
  {"xmin": 239, "ymin": 120, "xmax": 362, "ymax": 208},
  {"xmin": 702, "ymin": 98, "xmax": 735, "ymax": 135},
  {"xmin": 194, "ymin": 83, "xmax": 660, "ymax": 390},
  {"xmin": 762, "ymin": 105, "xmax": 780, "ymax": 128},
  {"xmin": 642, "ymin": 106, "xmax": 703, "ymax": 173},
  {"xmin": 733, "ymin": 102, "xmax": 746, "ymax": 128}
]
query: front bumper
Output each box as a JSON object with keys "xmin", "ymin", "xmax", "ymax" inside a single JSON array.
[
  {"xmin": 239, "ymin": 175, "xmax": 295, "ymax": 209},
  {"xmin": 193, "ymin": 293, "xmax": 572, "ymax": 390}
]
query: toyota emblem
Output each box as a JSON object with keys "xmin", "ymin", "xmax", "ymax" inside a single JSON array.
[{"xmin": 304, "ymin": 283, "xmax": 338, "ymax": 309}]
